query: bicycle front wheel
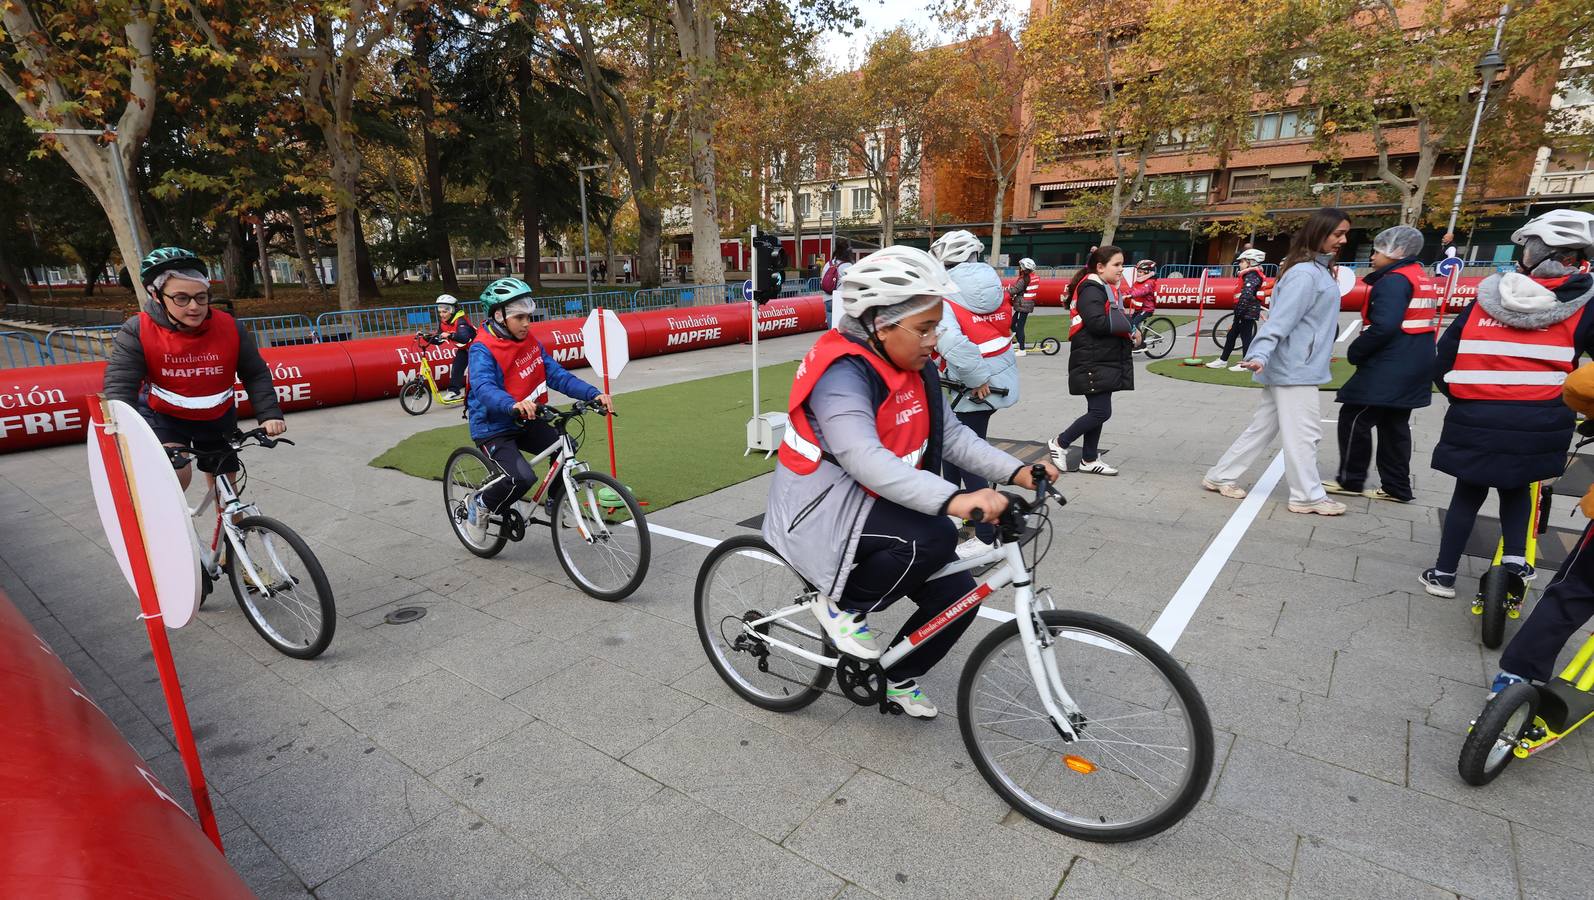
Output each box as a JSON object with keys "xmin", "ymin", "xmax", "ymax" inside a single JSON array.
[
  {"xmin": 550, "ymin": 470, "xmax": 650, "ymax": 601},
  {"xmin": 400, "ymin": 380, "xmax": 432, "ymax": 416},
  {"xmin": 958, "ymin": 610, "xmax": 1213, "ymax": 842},
  {"xmin": 1142, "ymin": 317, "xmax": 1177, "ymax": 359},
  {"xmin": 444, "ymin": 447, "xmax": 509, "ymax": 558},
  {"xmin": 1038, "ymin": 337, "xmax": 1062, "ymax": 356},
  {"xmin": 226, "ymin": 516, "xmax": 336, "ymax": 659},
  {"xmin": 695, "ymin": 535, "xmax": 835, "ymax": 711},
  {"xmin": 1208, "ymin": 313, "xmax": 1235, "ymax": 349}
]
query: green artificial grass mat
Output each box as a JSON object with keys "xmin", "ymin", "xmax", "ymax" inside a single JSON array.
[
  {"xmin": 1148, "ymin": 357, "xmax": 1359, "ymax": 391},
  {"xmin": 370, "ymin": 361, "xmax": 800, "ymax": 511}
]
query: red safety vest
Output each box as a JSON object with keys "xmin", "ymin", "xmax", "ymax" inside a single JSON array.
[
  {"xmin": 1445, "ymin": 290, "xmax": 1585, "ymax": 401},
  {"xmin": 779, "ymin": 331, "xmax": 931, "ymax": 478},
  {"xmin": 1367, "ymin": 263, "xmax": 1439, "ymax": 335},
  {"xmin": 478, "ymin": 329, "xmax": 550, "ymax": 407},
  {"xmin": 1022, "ymin": 280, "xmax": 1039, "ymax": 305},
  {"xmin": 444, "ymin": 309, "xmax": 473, "ymax": 333},
  {"xmin": 946, "ymin": 297, "xmax": 1013, "ymax": 358},
  {"xmin": 139, "ymin": 309, "xmax": 240, "ymax": 421},
  {"xmin": 1068, "ymin": 275, "xmax": 1116, "ymax": 339}
]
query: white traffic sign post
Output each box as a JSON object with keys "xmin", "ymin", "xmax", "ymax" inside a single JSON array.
[{"xmin": 581, "ymin": 307, "xmax": 628, "ymax": 476}]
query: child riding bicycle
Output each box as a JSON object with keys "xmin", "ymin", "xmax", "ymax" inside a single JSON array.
[
  {"xmin": 462, "ymin": 278, "xmax": 611, "ymax": 543},
  {"xmin": 1124, "ymin": 259, "xmax": 1159, "ymax": 346},
  {"xmin": 103, "ymin": 247, "xmax": 285, "ymax": 495},
  {"xmin": 765, "ymin": 245, "xmax": 1059, "ymax": 719},
  {"xmin": 426, "ymin": 294, "xmax": 476, "ymax": 401}
]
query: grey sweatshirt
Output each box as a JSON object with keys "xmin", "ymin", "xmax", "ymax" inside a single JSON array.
[
  {"xmin": 1245, "ymin": 254, "xmax": 1342, "ymax": 386},
  {"xmin": 103, "ymin": 301, "xmax": 283, "ymax": 423}
]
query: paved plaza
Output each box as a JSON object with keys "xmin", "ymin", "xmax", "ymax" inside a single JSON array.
[{"xmin": 5, "ymin": 317, "xmax": 1594, "ymax": 899}]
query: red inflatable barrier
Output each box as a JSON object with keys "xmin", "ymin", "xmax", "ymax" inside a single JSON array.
[
  {"xmin": 0, "ymin": 296, "xmax": 828, "ymax": 455},
  {"xmin": 0, "ymin": 589, "xmax": 253, "ymax": 898},
  {"xmin": 1001, "ymin": 274, "xmax": 1487, "ymax": 313}
]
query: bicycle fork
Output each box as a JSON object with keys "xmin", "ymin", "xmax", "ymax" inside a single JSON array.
[{"xmin": 1006, "ymin": 545, "xmax": 1086, "ymax": 742}]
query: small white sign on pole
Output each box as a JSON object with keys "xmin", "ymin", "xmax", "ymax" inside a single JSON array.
[{"xmin": 580, "ymin": 308, "xmax": 629, "ymax": 379}]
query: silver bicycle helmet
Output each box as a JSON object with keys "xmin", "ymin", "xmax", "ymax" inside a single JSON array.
[
  {"xmin": 840, "ymin": 246, "xmax": 961, "ymax": 321},
  {"xmin": 930, "ymin": 230, "xmax": 985, "ymax": 266}
]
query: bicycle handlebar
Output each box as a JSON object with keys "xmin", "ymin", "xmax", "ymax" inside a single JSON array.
[
  {"xmin": 512, "ymin": 399, "xmax": 615, "ymax": 424},
  {"xmin": 967, "ymin": 465, "xmax": 1066, "ymax": 538},
  {"xmin": 165, "ymin": 427, "xmax": 293, "ymax": 463}
]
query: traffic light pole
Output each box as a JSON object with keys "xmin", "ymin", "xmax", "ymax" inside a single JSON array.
[{"xmin": 750, "ymin": 225, "xmax": 760, "ymax": 423}]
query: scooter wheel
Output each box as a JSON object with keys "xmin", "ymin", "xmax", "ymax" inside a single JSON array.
[
  {"xmin": 1478, "ymin": 568, "xmax": 1511, "ymax": 649},
  {"xmin": 1458, "ymin": 682, "xmax": 1538, "ymax": 786}
]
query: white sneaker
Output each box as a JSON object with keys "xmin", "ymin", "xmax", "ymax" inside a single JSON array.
[
  {"xmin": 1201, "ymin": 478, "xmax": 1247, "ymax": 499},
  {"xmin": 1047, "ymin": 437, "xmax": 1069, "ymax": 470},
  {"xmin": 1078, "ymin": 457, "xmax": 1118, "ymax": 476},
  {"xmin": 1228, "ymin": 364, "xmax": 1247, "ymax": 372},
  {"xmin": 956, "ymin": 537, "xmax": 993, "ymax": 560},
  {"xmin": 1288, "ymin": 497, "xmax": 1348, "ymax": 517},
  {"xmin": 1205, "ymin": 359, "xmax": 1227, "ymax": 369},
  {"xmin": 887, "ymin": 680, "xmax": 938, "ymax": 718},
  {"xmin": 441, "ymin": 389, "xmax": 462, "ymax": 401},
  {"xmin": 811, "ymin": 595, "xmax": 880, "ymax": 659},
  {"xmin": 464, "ymin": 494, "xmax": 490, "ymax": 543},
  {"xmin": 1014, "ymin": 348, "xmax": 1028, "ymax": 357}
]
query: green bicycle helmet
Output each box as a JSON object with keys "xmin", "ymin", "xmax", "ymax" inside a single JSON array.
[
  {"xmin": 480, "ymin": 277, "xmax": 535, "ymax": 314},
  {"xmin": 140, "ymin": 247, "xmax": 206, "ymax": 285}
]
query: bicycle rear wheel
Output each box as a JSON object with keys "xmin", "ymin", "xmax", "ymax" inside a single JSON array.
[
  {"xmin": 1142, "ymin": 317, "xmax": 1177, "ymax": 359},
  {"xmin": 226, "ymin": 516, "xmax": 336, "ymax": 659},
  {"xmin": 958, "ymin": 610, "xmax": 1213, "ymax": 842},
  {"xmin": 695, "ymin": 534, "xmax": 835, "ymax": 712},
  {"xmin": 550, "ymin": 470, "xmax": 650, "ymax": 601},
  {"xmin": 1038, "ymin": 337, "xmax": 1062, "ymax": 356},
  {"xmin": 1208, "ymin": 313, "xmax": 1235, "ymax": 349},
  {"xmin": 444, "ymin": 447, "xmax": 510, "ymax": 558},
  {"xmin": 400, "ymin": 380, "xmax": 432, "ymax": 416}
]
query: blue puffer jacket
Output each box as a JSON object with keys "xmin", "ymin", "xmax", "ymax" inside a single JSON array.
[
  {"xmin": 938, "ymin": 261, "xmax": 1019, "ymax": 413},
  {"xmin": 1432, "ymin": 272, "xmax": 1594, "ymax": 487},
  {"xmin": 1336, "ymin": 258, "xmax": 1435, "ymax": 410},
  {"xmin": 466, "ymin": 323, "xmax": 600, "ymax": 443}
]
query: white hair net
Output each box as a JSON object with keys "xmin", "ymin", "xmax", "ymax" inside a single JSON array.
[
  {"xmin": 152, "ymin": 269, "xmax": 209, "ymax": 293},
  {"xmin": 838, "ymin": 293, "xmax": 942, "ymax": 340},
  {"xmin": 501, "ymin": 296, "xmax": 537, "ymax": 317},
  {"xmin": 1372, "ymin": 225, "xmax": 1425, "ymax": 260}
]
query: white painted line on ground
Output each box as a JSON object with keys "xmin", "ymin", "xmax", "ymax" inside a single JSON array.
[
  {"xmin": 1146, "ymin": 451, "xmax": 1286, "ymax": 651},
  {"xmin": 1338, "ymin": 320, "xmax": 1361, "ymax": 343},
  {"xmin": 630, "ymin": 518, "xmax": 1017, "ymax": 623}
]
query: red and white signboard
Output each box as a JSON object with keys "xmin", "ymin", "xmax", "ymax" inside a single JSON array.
[{"xmin": 581, "ymin": 308, "xmax": 629, "ymax": 380}]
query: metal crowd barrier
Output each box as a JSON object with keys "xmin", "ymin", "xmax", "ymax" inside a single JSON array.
[
  {"xmin": 237, "ymin": 314, "xmax": 319, "ymax": 348},
  {"xmin": 43, "ymin": 325, "xmax": 122, "ymax": 364},
  {"xmin": 0, "ymin": 331, "xmax": 50, "ymax": 369}
]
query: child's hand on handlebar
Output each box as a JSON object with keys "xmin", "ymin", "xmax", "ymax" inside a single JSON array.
[
  {"xmin": 593, "ymin": 393, "xmax": 613, "ymax": 413},
  {"xmin": 263, "ymin": 419, "xmax": 287, "ymax": 437},
  {"xmin": 948, "ymin": 488, "xmax": 1008, "ymax": 523},
  {"xmin": 513, "ymin": 398, "xmax": 541, "ymax": 420},
  {"xmin": 1012, "ymin": 461, "xmax": 1060, "ymax": 489}
]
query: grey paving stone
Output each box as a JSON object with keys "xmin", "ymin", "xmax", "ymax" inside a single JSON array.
[
  {"xmin": 478, "ymin": 581, "xmax": 623, "ymax": 639},
  {"xmin": 350, "ymin": 593, "xmax": 499, "ymax": 651},
  {"xmin": 1406, "ymin": 721, "xmax": 1594, "ymax": 840},
  {"xmin": 1119, "ymin": 803, "xmax": 1296, "ymax": 900},
  {"xmin": 316, "ymin": 806, "xmax": 586, "ymax": 900},
  {"xmin": 1174, "ymin": 622, "xmax": 1335, "ymax": 694},
  {"xmin": 624, "ymin": 704, "xmax": 856, "ymax": 841},
  {"xmin": 813, "ymin": 705, "xmax": 993, "ymax": 803},
  {"xmin": 410, "ymin": 567, "xmax": 529, "ymax": 610},
  {"xmin": 267, "ymin": 619, "xmax": 437, "ymax": 712},
  {"xmin": 670, "ymin": 661, "xmax": 857, "ymax": 743},
  {"xmin": 1053, "ymin": 858, "xmax": 1172, "ymax": 900},
  {"xmin": 1327, "ymin": 651, "xmax": 1455, "ymax": 723},
  {"xmin": 555, "ymin": 788, "xmax": 841, "ymax": 900},
  {"xmin": 422, "ymin": 624, "xmax": 580, "ymax": 699},
  {"xmin": 225, "ymin": 736, "xmax": 451, "ymax": 888},
  {"xmin": 1212, "ymin": 738, "xmax": 1515, "ymax": 898},
  {"xmin": 784, "ymin": 770, "xmax": 1070, "ymax": 900},
  {"xmin": 171, "ymin": 672, "xmax": 356, "ymax": 793},
  {"xmin": 333, "ymin": 574, "xmax": 431, "ymax": 617},
  {"xmin": 433, "ymin": 719, "xmax": 663, "ymax": 860},
  {"xmin": 1512, "ymin": 822, "xmax": 1594, "ymax": 900},
  {"xmin": 508, "ymin": 655, "xmax": 700, "ymax": 758},
  {"xmin": 141, "ymin": 748, "xmax": 246, "ymax": 837},
  {"xmin": 220, "ymin": 825, "xmax": 315, "ymax": 900},
  {"xmin": 1288, "ymin": 836, "xmax": 1457, "ymax": 900},
  {"xmin": 565, "ymin": 604, "xmax": 706, "ymax": 684},
  {"xmin": 340, "ymin": 668, "xmax": 531, "ymax": 775}
]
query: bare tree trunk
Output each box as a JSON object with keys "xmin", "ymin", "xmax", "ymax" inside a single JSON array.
[
  {"xmin": 255, "ymin": 218, "xmax": 274, "ymax": 300},
  {"xmin": 990, "ymin": 174, "xmax": 1008, "ymax": 263},
  {"xmin": 515, "ymin": 55, "xmax": 543, "ymax": 290},
  {"xmin": 637, "ymin": 200, "xmax": 663, "ymax": 288},
  {"xmin": 331, "ymin": 193, "xmax": 361, "ymax": 310},
  {"xmin": 412, "ymin": 15, "xmax": 458, "ymax": 294},
  {"xmin": 223, "ymin": 218, "xmax": 245, "ymax": 298},
  {"xmin": 792, "ymin": 214, "xmax": 804, "ymax": 277},
  {"xmin": 0, "ymin": 241, "xmax": 31, "ymax": 305},
  {"xmin": 354, "ymin": 214, "xmax": 382, "ymax": 300},
  {"xmin": 670, "ymin": 0, "xmax": 726, "ymax": 287},
  {"xmin": 288, "ymin": 207, "xmax": 325, "ymax": 295}
]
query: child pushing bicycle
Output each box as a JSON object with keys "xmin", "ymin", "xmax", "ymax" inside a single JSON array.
[{"xmin": 462, "ymin": 278, "xmax": 611, "ymax": 543}]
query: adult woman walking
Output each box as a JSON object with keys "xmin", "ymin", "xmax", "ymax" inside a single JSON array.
[
  {"xmin": 1047, "ymin": 245, "xmax": 1133, "ymax": 476},
  {"xmin": 1200, "ymin": 208, "xmax": 1351, "ymax": 516}
]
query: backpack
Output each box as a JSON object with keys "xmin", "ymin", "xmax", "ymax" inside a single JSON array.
[{"xmin": 820, "ymin": 259, "xmax": 842, "ymax": 294}]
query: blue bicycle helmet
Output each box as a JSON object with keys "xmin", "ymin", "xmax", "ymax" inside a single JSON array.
[{"xmin": 480, "ymin": 277, "xmax": 534, "ymax": 314}]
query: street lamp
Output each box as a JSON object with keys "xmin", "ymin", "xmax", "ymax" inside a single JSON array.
[
  {"xmin": 1443, "ymin": 4, "xmax": 1511, "ymax": 247},
  {"xmin": 828, "ymin": 180, "xmax": 840, "ymax": 268},
  {"xmin": 577, "ymin": 162, "xmax": 610, "ymax": 298}
]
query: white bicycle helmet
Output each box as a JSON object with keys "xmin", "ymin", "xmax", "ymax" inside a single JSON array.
[
  {"xmin": 1513, "ymin": 209, "xmax": 1594, "ymax": 253},
  {"xmin": 930, "ymin": 230, "xmax": 985, "ymax": 265},
  {"xmin": 435, "ymin": 293, "xmax": 460, "ymax": 308},
  {"xmin": 840, "ymin": 246, "xmax": 960, "ymax": 320},
  {"xmin": 1237, "ymin": 248, "xmax": 1267, "ymax": 263},
  {"xmin": 1019, "ymin": 257, "xmax": 1036, "ymax": 272}
]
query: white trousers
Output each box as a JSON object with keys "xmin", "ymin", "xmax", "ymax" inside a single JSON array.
[{"xmin": 1204, "ymin": 384, "xmax": 1326, "ymax": 504}]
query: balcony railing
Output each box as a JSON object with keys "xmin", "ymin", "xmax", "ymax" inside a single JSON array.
[{"xmin": 1531, "ymin": 169, "xmax": 1594, "ymax": 197}]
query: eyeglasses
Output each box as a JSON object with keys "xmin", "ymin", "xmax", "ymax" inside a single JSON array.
[
  {"xmin": 887, "ymin": 321, "xmax": 940, "ymax": 345},
  {"xmin": 161, "ymin": 291, "xmax": 211, "ymax": 307}
]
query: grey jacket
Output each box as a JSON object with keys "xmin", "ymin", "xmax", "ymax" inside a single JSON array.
[
  {"xmin": 104, "ymin": 301, "xmax": 283, "ymax": 423},
  {"xmin": 764, "ymin": 352, "xmax": 1024, "ymax": 599},
  {"xmin": 938, "ymin": 261, "xmax": 1019, "ymax": 413},
  {"xmin": 1246, "ymin": 254, "xmax": 1341, "ymax": 386}
]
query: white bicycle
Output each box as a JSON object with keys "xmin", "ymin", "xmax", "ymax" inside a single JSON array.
[
  {"xmin": 179, "ymin": 428, "xmax": 336, "ymax": 659},
  {"xmin": 441, "ymin": 400, "xmax": 650, "ymax": 601},
  {"xmin": 694, "ymin": 466, "xmax": 1214, "ymax": 841}
]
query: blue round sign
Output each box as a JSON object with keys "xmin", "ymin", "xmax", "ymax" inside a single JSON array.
[
  {"xmin": 742, "ymin": 279, "xmax": 754, "ymax": 300},
  {"xmin": 1435, "ymin": 256, "xmax": 1461, "ymax": 278}
]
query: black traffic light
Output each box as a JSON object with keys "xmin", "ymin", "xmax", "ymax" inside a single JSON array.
[{"xmin": 752, "ymin": 231, "xmax": 785, "ymax": 303}]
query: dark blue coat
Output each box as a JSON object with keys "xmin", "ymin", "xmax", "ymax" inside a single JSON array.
[
  {"xmin": 1432, "ymin": 273, "xmax": 1594, "ymax": 487},
  {"xmin": 1336, "ymin": 258, "xmax": 1435, "ymax": 410}
]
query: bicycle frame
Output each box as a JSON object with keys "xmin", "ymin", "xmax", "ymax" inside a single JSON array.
[
  {"xmin": 187, "ymin": 469, "xmax": 284, "ymax": 599},
  {"xmin": 475, "ymin": 426, "xmax": 610, "ymax": 544},
  {"xmin": 413, "ymin": 342, "xmax": 465, "ymax": 405},
  {"xmin": 739, "ymin": 538, "xmax": 1090, "ymax": 740}
]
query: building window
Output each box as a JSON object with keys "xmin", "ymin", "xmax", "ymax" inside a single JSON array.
[
  {"xmin": 1556, "ymin": 69, "xmax": 1594, "ymax": 107},
  {"xmin": 1035, "ymin": 188, "xmax": 1070, "ymax": 210},
  {"xmin": 1229, "ymin": 173, "xmax": 1272, "ymax": 199},
  {"xmin": 851, "ymin": 187, "xmax": 874, "ymax": 212},
  {"xmin": 1230, "ymin": 165, "xmax": 1312, "ymax": 199},
  {"xmin": 772, "ymin": 199, "xmax": 786, "ymax": 222},
  {"xmin": 796, "ymin": 193, "xmax": 811, "ymax": 218},
  {"xmin": 830, "ymin": 145, "xmax": 850, "ymax": 177},
  {"xmin": 1249, "ymin": 109, "xmax": 1316, "ymax": 143},
  {"xmin": 1155, "ymin": 126, "xmax": 1211, "ymax": 152},
  {"xmin": 1143, "ymin": 173, "xmax": 1212, "ymax": 204},
  {"xmin": 799, "ymin": 154, "xmax": 816, "ymax": 181}
]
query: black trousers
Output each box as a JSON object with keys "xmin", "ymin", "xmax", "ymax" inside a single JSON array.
[
  {"xmin": 1334, "ymin": 404, "xmax": 1413, "ymax": 499},
  {"xmin": 1218, "ymin": 317, "xmax": 1257, "ymax": 361},
  {"xmin": 1057, "ymin": 392, "xmax": 1113, "ymax": 462},
  {"xmin": 478, "ymin": 422, "xmax": 561, "ymax": 513},
  {"xmin": 449, "ymin": 346, "xmax": 469, "ymax": 391},
  {"xmin": 840, "ymin": 498, "xmax": 980, "ymax": 681},
  {"xmin": 1436, "ymin": 480, "xmax": 1530, "ymax": 574},
  {"xmin": 1501, "ymin": 519, "xmax": 1594, "ymax": 682},
  {"xmin": 1012, "ymin": 311, "xmax": 1029, "ymax": 349},
  {"xmin": 943, "ymin": 408, "xmax": 996, "ymax": 543}
]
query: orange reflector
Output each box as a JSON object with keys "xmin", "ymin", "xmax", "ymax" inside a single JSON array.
[{"xmin": 1063, "ymin": 755, "xmax": 1096, "ymax": 774}]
